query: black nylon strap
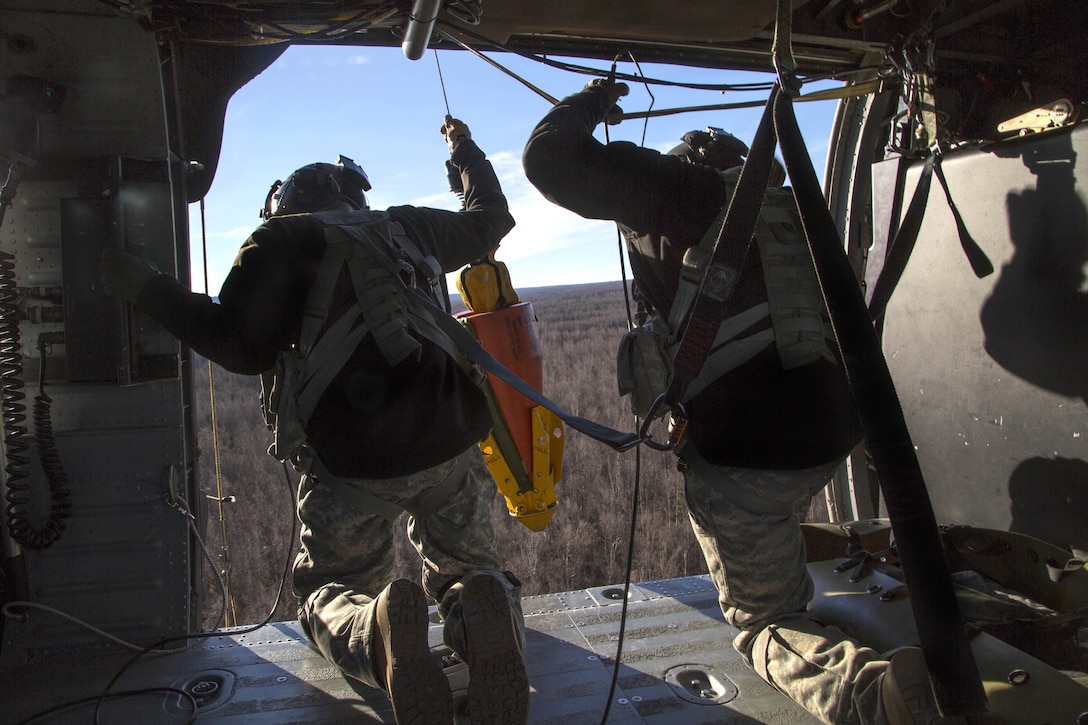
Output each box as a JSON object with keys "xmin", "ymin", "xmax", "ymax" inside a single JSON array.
[
  {"xmin": 867, "ymin": 155, "xmax": 934, "ymax": 322},
  {"xmin": 868, "ymin": 154, "xmax": 993, "ymax": 323},
  {"xmin": 663, "ymin": 84, "xmax": 781, "ymax": 409},
  {"xmin": 933, "ymin": 160, "xmax": 994, "ymax": 279},
  {"xmin": 773, "ymin": 88, "xmax": 990, "ymax": 719}
]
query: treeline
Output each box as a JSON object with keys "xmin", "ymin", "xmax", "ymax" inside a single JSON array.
[{"xmin": 190, "ymin": 281, "xmax": 705, "ymax": 627}]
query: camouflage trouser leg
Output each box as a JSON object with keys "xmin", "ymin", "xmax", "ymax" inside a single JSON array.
[
  {"xmin": 680, "ymin": 443, "xmax": 889, "ymax": 724},
  {"xmin": 293, "ymin": 445, "xmax": 523, "ymax": 689}
]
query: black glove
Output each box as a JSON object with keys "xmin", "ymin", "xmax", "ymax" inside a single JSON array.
[
  {"xmin": 583, "ymin": 78, "xmax": 629, "ymax": 124},
  {"xmin": 99, "ymin": 248, "xmax": 156, "ymax": 304}
]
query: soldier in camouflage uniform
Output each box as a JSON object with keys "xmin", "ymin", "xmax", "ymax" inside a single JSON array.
[
  {"xmin": 100, "ymin": 117, "xmax": 528, "ymax": 724},
  {"xmin": 523, "ymin": 80, "xmax": 951, "ymax": 724}
]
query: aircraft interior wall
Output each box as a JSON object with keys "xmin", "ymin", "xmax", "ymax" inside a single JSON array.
[
  {"xmin": 876, "ymin": 123, "xmax": 1088, "ymax": 554},
  {"xmin": 0, "ymin": 7, "xmax": 201, "ymax": 667}
]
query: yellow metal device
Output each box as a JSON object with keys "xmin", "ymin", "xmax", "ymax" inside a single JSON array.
[
  {"xmin": 481, "ymin": 406, "xmax": 564, "ymax": 531},
  {"xmin": 457, "ymin": 253, "xmax": 564, "ymax": 531}
]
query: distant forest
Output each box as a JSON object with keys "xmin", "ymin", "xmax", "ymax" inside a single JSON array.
[{"xmin": 191, "ymin": 282, "xmax": 705, "ymax": 626}]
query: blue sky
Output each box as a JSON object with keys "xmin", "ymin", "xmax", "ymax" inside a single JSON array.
[{"xmin": 188, "ymin": 44, "xmax": 841, "ymax": 294}]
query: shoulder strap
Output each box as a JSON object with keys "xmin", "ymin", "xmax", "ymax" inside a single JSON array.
[
  {"xmin": 655, "ymin": 84, "xmax": 782, "ymax": 423},
  {"xmin": 667, "ymin": 170, "xmax": 740, "ymax": 332}
]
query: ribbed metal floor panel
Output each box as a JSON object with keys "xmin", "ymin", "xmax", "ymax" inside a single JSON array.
[{"xmin": 2, "ymin": 575, "xmax": 819, "ymax": 724}]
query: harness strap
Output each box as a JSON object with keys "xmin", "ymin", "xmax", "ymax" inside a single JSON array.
[
  {"xmin": 295, "ymin": 305, "xmax": 370, "ymax": 423},
  {"xmin": 662, "ymin": 83, "xmax": 781, "ymax": 412},
  {"xmin": 668, "ymin": 197, "xmax": 734, "ymax": 331},
  {"xmin": 405, "ymin": 447, "xmax": 474, "ymax": 520},
  {"xmin": 299, "ymin": 447, "xmax": 404, "ymax": 523},
  {"xmin": 301, "ymin": 234, "xmax": 350, "ymax": 356},
  {"xmin": 673, "ymin": 303, "xmax": 771, "ymax": 401}
]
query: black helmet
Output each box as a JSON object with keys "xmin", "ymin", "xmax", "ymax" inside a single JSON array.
[
  {"xmin": 262, "ymin": 155, "xmax": 371, "ymax": 219},
  {"xmin": 667, "ymin": 126, "xmax": 750, "ymax": 171},
  {"xmin": 667, "ymin": 127, "xmax": 785, "ymax": 187}
]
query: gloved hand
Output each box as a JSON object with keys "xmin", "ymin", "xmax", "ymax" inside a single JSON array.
[
  {"xmin": 440, "ymin": 115, "xmax": 471, "ymax": 152},
  {"xmin": 583, "ymin": 77, "xmax": 629, "ymax": 124},
  {"xmin": 99, "ymin": 248, "xmax": 157, "ymax": 304}
]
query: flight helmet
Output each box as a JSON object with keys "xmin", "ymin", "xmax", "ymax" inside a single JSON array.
[
  {"xmin": 667, "ymin": 127, "xmax": 749, "ymax": 170},
  {"xmin": 668, "ymin": 126, "xmax": 785, "ymax": 187},
  {"xmin": 262, "ymin": 155, "xmax": 372, "ymax": 220}
]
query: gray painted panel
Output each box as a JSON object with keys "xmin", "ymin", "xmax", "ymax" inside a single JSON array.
[{"xmin": 880, "ymin": 124, "xmax": 1088, "ymax": 551}]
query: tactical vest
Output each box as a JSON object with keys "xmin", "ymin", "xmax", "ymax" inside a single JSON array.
[
  {"xmin": 617, "ymin": 169, "xmax": 838, "ymax": 417},
  {"xmin": 259, "ymin": 209, "xmax": 480, "ymax": 482}
]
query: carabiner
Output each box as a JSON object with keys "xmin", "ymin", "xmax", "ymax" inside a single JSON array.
[{"xmin": 638, "ymin": 395, "xmax": 687, "ymax": 452}]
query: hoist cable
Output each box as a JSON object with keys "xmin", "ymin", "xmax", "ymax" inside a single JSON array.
[
  {"xmin": 434, "ymin": 26, "xmax": 558, "ymax": 105},
  {"xmin": 433, "ymin": 49, "xmax": 452, "ymax": 117},
  {"xmin": 435, "ymin": 19, "xmax": 878, "ymax": 92},
  {"xmin": 198, "ymin": 196, "xmax": 238, "ymax": 627},
  {"xmin": 617, "ymin": 79, "xmax": 883, "ymax": 121},
  {"xmin": 599, "ymin": 52, "xmax": 656, "ymax": 723}
]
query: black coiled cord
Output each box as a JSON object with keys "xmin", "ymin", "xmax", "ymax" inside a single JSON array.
[
  {"xmin": 1, "ymin": 251, "xmax": 70, "ymax": 549},
  {"xmin": 31, "ymin": 333, "xmax": 72, "ymax": 543}
]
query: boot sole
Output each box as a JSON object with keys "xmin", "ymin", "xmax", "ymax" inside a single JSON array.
[
  {"xmin": 377, "ymin": 580, "xmax": 453, "ymax": 725},
  {"xmin": 462, "ymin": 575, "xmax": 529, "ymax": 724}
]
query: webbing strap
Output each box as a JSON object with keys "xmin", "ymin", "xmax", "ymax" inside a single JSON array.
[
  {"xmin": 662, "ymin": 84, "xmax": 781, "ymax": 411},
  {"xmin": 867, "ymin": 154, "xmax": 993, "ymax": 323},
  {"xmin": 773, "ymin": 87, "xmax": 990, "ymax": 718},
  {"xmin": 295, "ymin": 305, "xmax": 370, "ymax": 424},
  {"xmin": 867, "ymin": 156, "xmax": 934, "ymax": 322},
  {"xmin": 479, "ymin": 373, "xmax": 532, "ymax": 492},
  {"xmin": 675, "ymin": 439, "xmax": 794, "ymax": 516},
  {"xmin": 667, "ymin": 195, "xmax": 734, "ymax": 331},
  {"xmin": 671, "ymin": 303, "xmax": 772, "ymax": 402},
  {"xmin": 415, "ymin": 287, "xmax": 643, "ymax": 452},
  {"xmin": 1046, "ymin": 548, "xmax": 1088, "ymax": 584},
  {"xmin": 300, "ymin": 236, "xmax": 350, "ymax": 356},
  {"xmin": 301, "ymin": 450, "xmax": 404, "ymax": 523},
  {"xmin": 933, "ymin": 161, "xmax": 994, "ymax": 279}
]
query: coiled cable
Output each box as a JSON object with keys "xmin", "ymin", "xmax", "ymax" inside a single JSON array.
[
  {"xmin": 0, "ymin": 249, "xmax": 32, "ymax": 546},
  {"xmin": 30, "ymin": 333, "xmax": 72, "ymax": 544},
  {"xmin": 0, "ymin": 255, "xmax": 71, "ymax": 548}
]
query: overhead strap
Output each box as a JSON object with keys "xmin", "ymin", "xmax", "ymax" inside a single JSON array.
[
  {"xmin": 867, "ymin": 154, "xmax": 993, "ymax": 323},
  {"xmin": 412, "ymin": 286, "xmax": 643, "ymax": 452},
  {"xmin": 773, "ymin": 87, "xmax": 990, "ymax": 720},
  {"xmin": 867, "ymin": 156, "xmax": 934, "ymax": 322}
]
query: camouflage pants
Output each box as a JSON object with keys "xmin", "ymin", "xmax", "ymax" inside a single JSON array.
[
  {"xmin": 292, "ymin": 445, "xmax": 524, "ymax": 689},
  {"xmin": 679, "ymin": 441, "xmax": 890, "ymax": 725}
]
